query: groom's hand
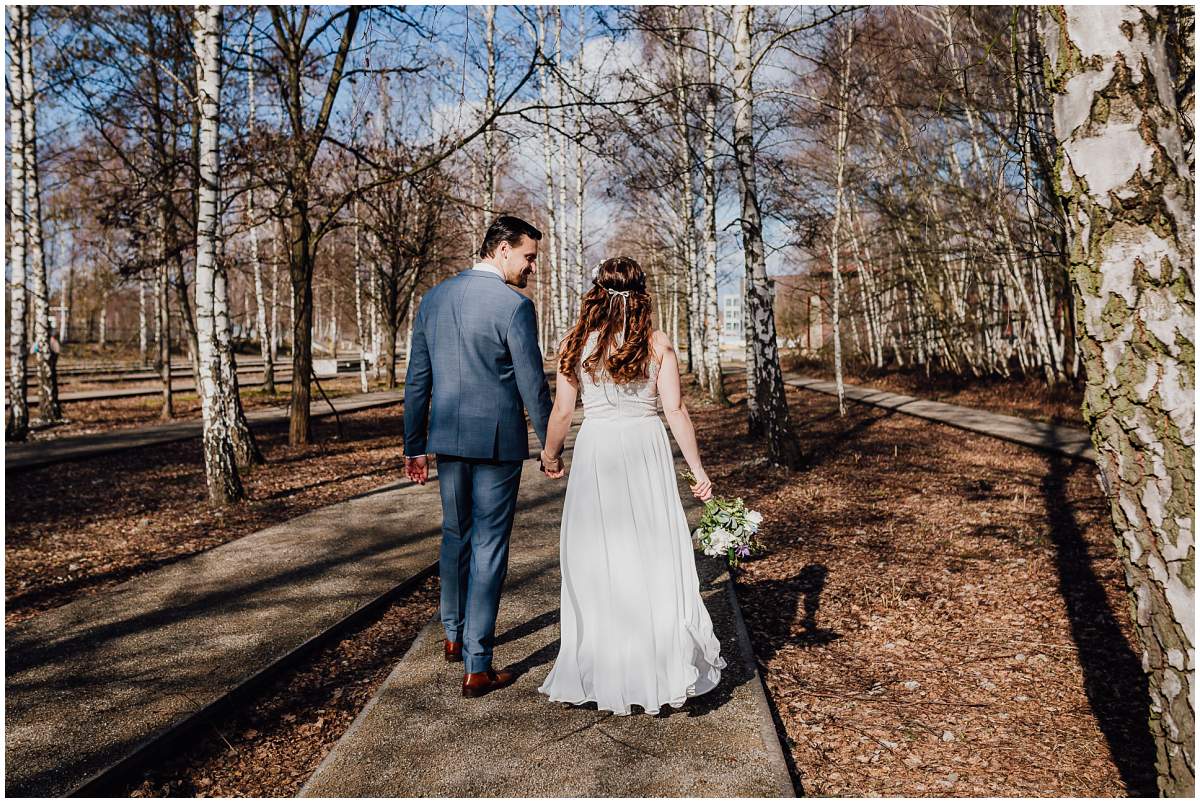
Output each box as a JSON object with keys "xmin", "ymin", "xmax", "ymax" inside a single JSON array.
[
  {"xmin": 405, "ymin": 455, "xmax": 428, "ymax": 485},
  {"xmin": 539, "ymin": 450, "xmax": 565, "ymax": 479}
]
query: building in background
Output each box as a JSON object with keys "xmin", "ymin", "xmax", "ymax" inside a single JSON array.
[{"xmin": 721, "ymin": 292, "xmax": 743, "ymax": 346}]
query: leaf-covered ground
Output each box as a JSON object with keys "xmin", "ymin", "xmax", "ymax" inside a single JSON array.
[
  {"xmin": 688, "ymin": 376, "xmax": 1155, "ymax": 796},
  {"xmin": 5, "ymin": 368, "xmax": 1151, "ymax": 796},
  {"xmin": 4, "ymin": 401, "xmax": 408, "ymax": 625},
  {"xmin": 785, "ymin": 353, "xmax": 1087, "ymax": 426}
]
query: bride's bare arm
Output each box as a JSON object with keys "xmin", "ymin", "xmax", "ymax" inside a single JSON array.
[
  {"xmin": 655, "ymin": 332, "xmax": 713, "ymax": 501},
  {"xmin": 543, "ymin": 370, "xmax": 579, "ymax": 468}
]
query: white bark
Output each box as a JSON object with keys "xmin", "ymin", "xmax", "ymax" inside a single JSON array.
[
  {"xmin": 139, "ymin": 277, "xmax": 148, "ymax": 364},
  {"xmin": 353, "ymin": 198, "xmax": 368, "ymax": 393},
  {"xmin": 1044, "ymin": 6, "xmax": 1194, "ymax": 793},
  {"xmin": 247, "ymin": 21, "xmax": 273, "ymax": 394},
  {"xmin": 700, "ymin": 5, "xmax": 725, "ymax": 402},
  {"xmin": 670, "ymin": 7, "xmax": 701, "ymax": 381},
  {"xmin": 483, "ymin": 5, "xmax": 497, "ymax": 219},
  {"xmin": 193, "ymin": 4, "xmax": 243, "ymax": 505},
  {"xmin": 157, "ymin": 207, "xmax": 173, "ymax": 419},
  {"xmin": 98, "ymin": 292, "xmax": 108, "ymax": 347},
  {"xmin": 731, "ymin": 4, "xmax": 799, "ymax": 465},
  {"xmin": 554, "ymin": 9, "xmax": 571, "ymax": 319},
  {"xmin": 20, "ymin": 6, "xmax": 59, "ymax": 420},
  {"xmin": 827, "ymin": 22, "xmax": 853, "ymax": 417},
  {"xmin": 6, "ymin": 5, "xmax": 29, "ymax": 440},
  {"xmin": 573, "ymin": 10, "xmax": 586, "ymax": 313},
  {"xmin": 538, "ymin": 7, "xmax": 563, "ymax": 347}
]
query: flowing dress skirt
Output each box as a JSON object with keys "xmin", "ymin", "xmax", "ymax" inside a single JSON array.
[{"xmin": 537, "ymin": 415, "xmax": 726, "ymax": 715}]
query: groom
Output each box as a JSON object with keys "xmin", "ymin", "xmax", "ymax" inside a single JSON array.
[{"xmin": 403, "ymin": 215, "xmax": 564, "ymax": 699}]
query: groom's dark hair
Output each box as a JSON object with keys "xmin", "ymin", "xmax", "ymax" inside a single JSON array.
[{"xmin": 479, "ymin": 215, "xmax": 542, "ymax": 258}]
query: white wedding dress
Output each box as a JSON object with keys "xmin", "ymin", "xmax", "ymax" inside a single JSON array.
[{"xmin": 538, "ymin": 333, "xmax": 727, "ymax": 715}]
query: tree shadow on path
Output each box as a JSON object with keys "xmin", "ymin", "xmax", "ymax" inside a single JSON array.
[{"xmin": 1041, "ymin": 453, "xmax": 1157, "ymax": 796}]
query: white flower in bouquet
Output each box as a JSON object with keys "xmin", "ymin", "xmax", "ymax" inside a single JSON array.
[{"xmin": 680, "ymin": 470, "xmax": 765, "ymax": 568}]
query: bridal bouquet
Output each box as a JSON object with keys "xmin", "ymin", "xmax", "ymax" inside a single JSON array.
[{"xmin": 680, "ymin": 470, "xmax": 764, "ymax": 568}]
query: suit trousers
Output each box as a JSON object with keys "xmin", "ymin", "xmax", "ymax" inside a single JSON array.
[{"xmin": 435, "ymin": 455, "xmax": 523, "ymax": 673}]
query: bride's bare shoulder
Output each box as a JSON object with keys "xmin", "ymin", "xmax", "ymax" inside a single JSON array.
[{"xmin": 649, "ymin": 330, "xmax": 675, "ymax": 364}]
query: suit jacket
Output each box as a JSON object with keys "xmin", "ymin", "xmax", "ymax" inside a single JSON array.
[{"xmin": 403, "ymin": 268, "xmax": 552, "ymax": 461}]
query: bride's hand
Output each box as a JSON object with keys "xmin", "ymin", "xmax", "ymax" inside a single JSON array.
[
  {"xmin": 540, "ymin": 449, "xmax": 565, "ymax": 479},
  {"xmin": 690, "ymin": 471, "xmax": 713, "ymax": 502}
]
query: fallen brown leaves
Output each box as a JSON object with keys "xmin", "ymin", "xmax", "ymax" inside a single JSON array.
[
  {"xmin": 686, "ymin": 375, "xmax": 1155, "ymax": 797},
  {"xmin": 785, "ymin": 353, "xmax": 1086, "ymax": 426},
  {"xmin": 5, "ymin": 401, "xmax": 407, "ymax": 625}
]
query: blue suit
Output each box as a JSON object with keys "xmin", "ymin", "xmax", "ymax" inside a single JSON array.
[{"xmin": 404, "ymin": 268, "xmax": 552, "ymax": 673}]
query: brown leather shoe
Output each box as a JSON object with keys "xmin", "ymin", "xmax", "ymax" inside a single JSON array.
[
  {"xmin": 462, "ymin": 667, "xmax": 516, "ymax": 698},
  {"xmin": 444, "ymin": 640, "xmax": 463, "ymax": 663}
]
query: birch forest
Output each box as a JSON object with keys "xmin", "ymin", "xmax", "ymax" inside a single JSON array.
[{"xmin": 4, "ymin": 5, "xmax": 1194, "ymax": 794}]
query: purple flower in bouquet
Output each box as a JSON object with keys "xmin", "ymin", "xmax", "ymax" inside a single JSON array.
[{"xmin": 735, "ymin": 544, "xmax": 751, "ymax": 558}]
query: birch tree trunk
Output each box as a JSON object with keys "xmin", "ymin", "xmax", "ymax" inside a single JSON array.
[
  {"xmin": 98, "ymin": 293, "xmax": 108, "ymax": 348},
  {"xmin": 153, "ymin": 271, "xmax": 161, "ymax": 350},
  {"xmin": 827, "ymin": 22, "xmax": 854, "ymax": 417},
  {"xmin": 247, "ymin": 21, "xmax": 274, "ymax": 395},
  {"xmin": 20, "ymin": 7, "xmax": 61, "ymax": 422},
  {"xmin": 353, "ymin": 199, "xmax": 368, "ymax": 393},
  {"xmin": 1042, "ymin": 7, "xmax": 1194, "ymax": 794},
  {"xmin": 483, "ymin": 4, "xmax": 497, "ymax": 219},
  {"xmin": 270, "ymin": 234, "xmax": 280, "ymax": 360},
  {"xmin": 215, "ymin": 234, "xmax": 261, "ymax": 468},
  {"xmin": 572, "ymin": 10, "xmax": 586, "ymax": 315},
  {"xmin": 670, "ymin": 7, "xmax": 701, "ymax": 380},
  {"xmin": 330, "ymin": 279, "xmax": 338, "ymax": 358},
  {"xmin": 6, "ymin": 5, "xmax": 30, "ymax": 441},
  {"xmin": 554, "ymin": 9, "xmax": 571, "ymax": 319},
  {"xmin": 139, "ymin": 277, "xmax": 148, "ymax": 364},
  {"xmin": 731, "ymin": 4, "xmax": 800, "ymax": 466},
  {"xmin": 538, "ymin": 7, "xmax": 563, "ymax": 347},
  {"xmin": 157, "ymin": 207, "xmax": 173, "ymax": 419},
  {"xmin": 59, "ymin": 265, "xmax": 71, "ymax": 343},
  {"xmin": 700, "ymin": 5, "xmax": 728, "ymax": 404},
  {"xmin": 193, "ymin": 4, "xmax": 244, "ymax": 505}
]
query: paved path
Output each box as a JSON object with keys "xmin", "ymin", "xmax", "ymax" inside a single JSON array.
[
  {"xmin": 5, "ymin": 389, "xmax": 404, "ymax": 472},
  {"xmin": 301, "ymin": 450, "xmax": 793, "ymax": 798},
  {"xmin": 4, "ymin": 464, "xmax": 447, "ymax": 797},
  {"xmin": 782, "ymin": 373, "xmax": 1096, "ymax": 462}
]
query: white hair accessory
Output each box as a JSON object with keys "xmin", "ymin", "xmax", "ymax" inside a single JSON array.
[{"xmin": 604, "ymin": 286, "xmax": 631, "ymax": 343}]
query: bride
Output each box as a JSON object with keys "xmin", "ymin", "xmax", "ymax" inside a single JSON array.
[{"xmin": 536, "ymin": 256, "xmax": 727, "ymax": 716}]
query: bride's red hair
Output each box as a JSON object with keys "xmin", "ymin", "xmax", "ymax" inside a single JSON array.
[{"xmin": 559, "ymin": 256, "xmax": 654, "ymax": 385}]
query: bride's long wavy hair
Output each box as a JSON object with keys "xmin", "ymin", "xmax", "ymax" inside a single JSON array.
[{"xmin": 559, "ymin": 256, "xmax": 653, "ymax": 385}]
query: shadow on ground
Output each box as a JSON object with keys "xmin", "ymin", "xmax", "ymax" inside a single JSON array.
[{"xmin": 1040, "ymin": 453, "xmax": 1157, "ymax": 796}]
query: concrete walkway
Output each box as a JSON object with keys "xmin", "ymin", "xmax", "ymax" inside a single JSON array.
[
  {"xmin": 301, "ymin": 458, "xmax": 793, "ymax": 797},
  {"xmin": 5, "ymin": 389, "xmax": 404, "ymax": 472},
  {"xmin": 4, "ymin": 465, "xmax": 446, "ymax": 797},
  {"xmin": 783, "ymin": 373, "xmax": 1096, "ymax": 462}
]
